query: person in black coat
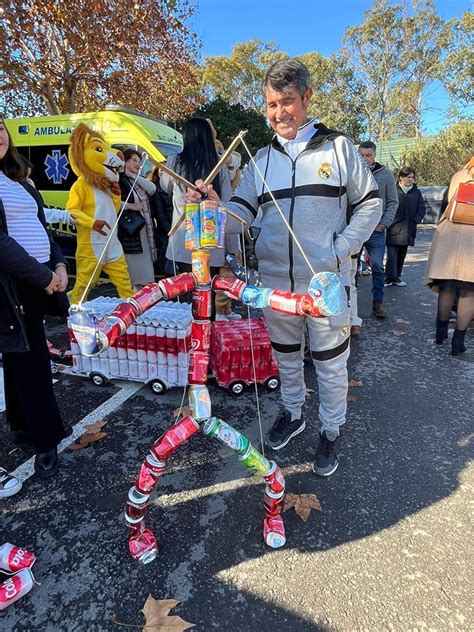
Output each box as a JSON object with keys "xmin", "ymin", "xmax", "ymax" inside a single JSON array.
[
  {"xmin": 0, "ymin": 118, "xmax": 69, "ymax": 477},
  {"xmin": 385, "ymin": 166, "xmax": 426, "ymax": 287},
  {"xmin": 149, "ymin": 166, "xmax": 173, "ymax": 275}
]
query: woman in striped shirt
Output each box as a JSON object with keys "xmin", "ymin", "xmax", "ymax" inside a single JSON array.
[{"xmin": 0, "ymin": 117, "xmax": 68, "ymax": 477}]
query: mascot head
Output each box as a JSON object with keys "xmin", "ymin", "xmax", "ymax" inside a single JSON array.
[{"xmin": 69, "ymin": 123, "xmax": 124, "ymax": 192}]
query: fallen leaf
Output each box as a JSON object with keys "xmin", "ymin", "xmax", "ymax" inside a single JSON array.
[
  {"xmin": 305, "ymin": 388, "xmax": 315, "ymax": 397},
  {"xmin": 141, "ymin": 595, "xmax": 194, "ymax": 631},
  {"xmin": 395, "ymin": 318, "xmax": 410, "ymax": 325},
  {"xmin": 84, "ymin": 420, "xmax": 107, "ymax": 434},
  {"xmin": 283, "ymin": 493, "xmax": 322, "ymax": 522},
  {"xmin": 390, "ymin": 330, "xmax": 406, "ymax": 336},
  {"xmin": 172, "ymin": 406, "xmax": 192, "ymax": 419},
  {"xmin": 346, "ymin": 394, "xmax": 357, "ymax": 402},
  {"xmin": 68, "ymin": 432, "xmax": 107, "ymax": 450},
  {"xmin": 348, "ymin": 379, "xmax": 363, "ymax": 387}
]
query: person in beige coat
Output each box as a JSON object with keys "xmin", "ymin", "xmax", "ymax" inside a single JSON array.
[{"xmin": 425, "ymin": 157, "xmax": 474, "ymax": 356}]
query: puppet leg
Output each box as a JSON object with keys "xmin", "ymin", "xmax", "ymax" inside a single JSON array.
[
  {"xmin": 102, "ymin": 256, "xmax": 134, "ymax": 298},
  {"xmin": 125, "ymin": 415, "xmax": 200, "ymax": 564},
  {"xmin": 68, "ymin": 258, "xmax": 103, "ymax": 305},
  {"xmin": 202, "ymin": 417, "xmax": 286, "ymax": 548}
]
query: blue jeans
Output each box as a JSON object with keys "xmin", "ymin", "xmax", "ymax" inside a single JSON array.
[{"xmin": 364, "ymin": 230, "xmax": 386, "ymax": 302}]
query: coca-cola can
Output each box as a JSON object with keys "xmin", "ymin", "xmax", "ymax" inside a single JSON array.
[
  {"xmin": 128, "ymin": 527, "xmax": 158, "ymax": 565},
  {"xmin": 191, "ymin": 320, "xmax": 211, "ymax": 352},
  {"xmin": 0, "ymin": 568, "xmax": 35, "ymax": 611},
  {"xmin": 125, "ymin": 487, "xmax": 150, "ymax": 521},
  {"xmin": 263, "ymin": 514, "xmax": 286, "ymax": 549},
  {"xmin": 128, "ymin": 283, "xmax": 162, "ymax": 315},
  {"xmin": 188, "ymin": 351, "xmax": 209, "ymax": 384},
  {"xmin": 166, "ymin": 329, "xmax": 178, "ymax": 366},
  {"xmin": 211, "ymin": 275, "xmax": 246, "ymax": 300},
  {"xmin": 151, "ymin": 416, "xmax": 200, "ymax": 461},
  {"xmin": 159, "ymin": 273, "xmax": 196, "ymax": 299},
  {"xmin": 109, "ymin": 302, "xmax": 138, "ymax": 331},
  {"xmin": 135, "ymin": 454, "xmax": 166, "ymax": 494},
  {"xmin": 264, "ymin": 461, "xmax": 285, "ymax": 495},
  {"xmin": 268, "ymin": 290, "xmax": 317, "ymax": 317},
  {"xmin": 192, "ymin": 287, "xmax": 212, "ymax": 319},
  {"xmin": 0, "ymin": 543, "xmax": 36, "ymax": 573},
  {"xmin": 188, "ymin": 384, "xmax": 211, "ymax": 420}
]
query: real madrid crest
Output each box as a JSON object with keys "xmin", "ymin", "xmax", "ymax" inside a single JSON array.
[{"xmin": 318, "ymin": 162, "xmax": 332, "ymax": 179}]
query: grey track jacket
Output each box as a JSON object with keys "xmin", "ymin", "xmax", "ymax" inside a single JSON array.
[
  {"xmin": 371, "ymin": 162, "xmax": 398, "ymax": 228},
  {"xmin": 226, "ymin": 124, "xmax": 383, "ymax": 291}
]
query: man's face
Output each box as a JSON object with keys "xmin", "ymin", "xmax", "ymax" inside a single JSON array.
[
  {"xmin": 265, "ymin": 86, "xmax": 312, "ymax": 140},
  {"xmin": 359, "ymin": 147, "xmax": 376, "ymax": 166}
]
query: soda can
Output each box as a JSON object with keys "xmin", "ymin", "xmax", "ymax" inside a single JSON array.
[
  {"xmin": 191, "ymin": 320, "xmax": 211, "ymax": 353},
  {"xmin": 159, "ymin": 273, "xmax": 196, "ymax": 299},
  {"xmin": 117, "ymin": 331, "xmax": 128, "ymax": 360},
  {"xmin": 238, "ymin": 444, "xmax": 270, "ymax": 475},
  {"xmin": 91, "ymin": 356, "xmax": 101, "ymax": 372},
  {"xmin": 264, "ymin": 461, "xmax": 285, "ymax": 495},
  {"xmin": 138, "ymin": 360, "xmax": 148, "ymax": 380},
  {"xmin": 148, "ymin": 362, "xmax": 158, "ymax": 379},
  {"xmin": 126, "ymin": 325, "xmax": 137, "ymax": 361},
  {"xmin": 188, "ymin": 350, "xmax": 209, "ymax": 384},
  {"xmin": 184, "ymin": 203, "xmax": 201, "ymax": 250},
  {"xmin": 109, "ymin": 358, "xmax": 120, "ymax": 376},
  {"xmin": 72, "ymin": 354, "xmax": 83, "ymax": 373},
  {"xmin": 128, "ymin": 527, "xmax": 158, "ymax": 565},
  {"xmin": 155, "ymin": 326, "xmax": 166, "ymax": 354},
  {"xmin": 200, "ymin": 200, "xmax": 219, "ymax": 248},
  {"xmin": 308, "ymin": 271, "xmax": 345, "ymax": 316},
  {"xmin": 0, "ymin": 543, "xmax": 36, "ymax": 573},
  {"xmin": 166, "ymin": 329, "xmax": 178, "ymax": 366},
  {"xmin": 202, "ymin": 417, "xmax": 250, "ymax": 455},
  {"xmin": 99, "ymin": 357, "xmax": 109, "ymax": 374},
  {"xmin": 119, "ymin": 359, "xmax": 129, "ymax": 377},
  {"xmin": 211, "ymin": 275, "xmax": 246, "ymax": 300},
  {"xmin": 263, "ymin": 514, "xmax": 286, "ymax": 549},
  {"xmin": 268, "ymin": 290, "xmax": 316, "ymax": 317},
  {"xmin": 151, "ymin": 416, "xmax": 200, "ymax": 461},
  {"xmin": 216, "ymin": 207, "xmax": 227, "ymax": 248},
  {"xmin": 188, "ymin": 384, "xmax": 211, "ymax": 420},
  {"xmin": 129, "ymin": 360, "xmax": 138, "ymax": 378},
  {"xmin": 107, "ymin": 343, "xmax": 118, "ymax": 359},
  {"xmin": 192, "ymin": 287, "xmax": 212, "ymax": 319},
  {"xmin": 128, "ymin": 283, "xmax": 163, "ymax": 315},
  {"xmin": 0, "ymin": 568, "xmax": 35, "ymax": 611},
  {"xmin": 108, "ymin": 302, "xmax": 138, "ymax": 332},
  {"xmin": 167, "ymin": 365, "xmax": 178, "ymax": 385},
  {"xmin": 136, "ymin": 325, "xmax": 147, "ymax": 362},
  {"xmin": 178, "ymin": 366, "xmax": 188, "ymax": 385},
  {"xmin": 125, "ymin": 486, "xmax": 150, "ymax": 521},
  {"xmin": 82, "ymin": 355, "xmax": 92, "ymax": 372},
  {"xmin": 191, "ymin": 250, "xmax": 211, "ymax": 285}
]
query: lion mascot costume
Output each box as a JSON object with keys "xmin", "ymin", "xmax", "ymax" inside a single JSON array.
[{"xmin": 66, "ymin": 123, "xmax": 133, "ymax": 304}]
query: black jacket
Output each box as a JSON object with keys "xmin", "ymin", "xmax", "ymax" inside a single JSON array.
[
  {"xmin": 0, "ymin": 179, "xmax": 65, "ymax": 352},
  {"xmin": 118, "ymin": 173, "xmax": 143, "ymax": 254},
  {"xmin": 386, "ymin": 184, "xmax": 426, "ymax": 247}
]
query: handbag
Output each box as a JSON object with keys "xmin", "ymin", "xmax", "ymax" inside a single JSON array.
[
  {"xmin": 118, "ymin": 210, "xmax": 146, "ymax": 237},
  {"xmin": 446, "ymin": 182, "xmax": 474, "ymax": 225}
]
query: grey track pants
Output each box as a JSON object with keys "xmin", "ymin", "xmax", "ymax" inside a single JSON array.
[{"xmin": 264, "ymin": 306, "xmax": 350, "ymax": 435}]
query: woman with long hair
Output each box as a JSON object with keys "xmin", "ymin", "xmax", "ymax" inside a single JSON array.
[
  {"xmin": 0, "ymin": 118, "xmax": 68, "ymax": 476},
  {"xmin": 160, "ymin": 117, "xmax": 233, "ymax": 275}
]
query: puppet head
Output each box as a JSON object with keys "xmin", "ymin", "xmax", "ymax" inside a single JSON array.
[{"xmin": 68, "ymin": 123, "xmax": 124, "ymax": 192}]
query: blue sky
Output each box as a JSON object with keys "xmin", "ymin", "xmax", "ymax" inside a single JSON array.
[{"xmin": 191, "ymin": 0, "xmax": 471, "ymax": 135}]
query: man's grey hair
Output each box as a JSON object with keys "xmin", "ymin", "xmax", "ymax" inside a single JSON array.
[{"xmin": 262, "ymin": 59, "xmax": 312, "ymax": 98}]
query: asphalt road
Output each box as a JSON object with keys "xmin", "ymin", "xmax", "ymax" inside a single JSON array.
[{"xmin": 1, "ymin": 227, "xmax": 472, "ymax": 631}]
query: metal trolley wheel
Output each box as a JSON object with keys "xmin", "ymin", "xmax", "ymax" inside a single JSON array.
[
  {"xmin": 265, "ymin": 376, "xmax": 280, "ymax": 391},
  {"xmin": 50, "ymin": 362, "xmax": 59, "ymax": 375},
  {"xmin": 229, "ymin": 380, "xmax": 246, "ymax": 396},
  {"xmin": 90, "ymin": 372, "xmax": 108, "ymax": 387},
  {"xmin": 150, "ymin": 379, "xmax": 166, "ymax": 395}
]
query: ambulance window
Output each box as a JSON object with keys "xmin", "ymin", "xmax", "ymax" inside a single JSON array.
[{"xmin": 152, "ymin": 141, "xmax": 181, "ymax": 158}]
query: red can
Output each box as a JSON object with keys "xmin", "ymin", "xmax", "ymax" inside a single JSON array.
[
  {"xmin": 188, "ymin": 350, "xmax": 209, "ymax": 384},
  {"xmin": 108, "ymin": 301, "xmax": 138, "ymax": 330},
  {"xmin": 128, "ymin": 527, "xmax": 158, "ymax": 565},
  {"xmin": 191, "ymin": 320, "xmax": 211, "ymax": 352},
  {"xmin": 192, "ymin": 287, "xmax": 212, "ymax": 319},
  {"xmin": 135, "ymin": 458, "xmax": 165, "ymax": 495},
  {"xmin": 159, "ymin": 273, "xmax": 196, "ymax": 299},
  {"xmin": 211, "ymin": 275, "xmax": 246, "ymax": 300},
  {"xmin": 151, "ymin": 416, "xmax": 200, "ymax": 461},
  {"xmin": 0, "ymin": 543, "xmax": 36, "ymax": 573},
  {"xmin": 264, "ymin": 490, "xmax": 285, "ymax": 518},
  {"xmin": 264, "ymin": 461, "xmax": 285, "ymax": 495},
  {"xmin": 128, "ymin": 283, "xmax": 162, "ymax": 315},
  {"xmin": 0, "ymin": 568, "xmax": 35, "ymax": 611}
]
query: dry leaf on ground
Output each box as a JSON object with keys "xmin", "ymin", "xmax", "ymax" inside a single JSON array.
[
  {"xmin": 395, "ymin": 318, "xmax": 410, "ymax": 325},
  {"xmin": 348, "ymin": 379, "xmax": 363, "ymax": 387},
  {"xmin": 68, "ymin": 432, "xmax": 107, "ymax": 450},
  {"xmin": 346, "ymin": 394, "xmax": 357, "ymax": 402},
  {"xmin": 141, "ymin": 595, "xmax": 194, "ymax": 631},
  {"xmin": 390, "ymin": 330, "xmax": 407, "ymax": 336},
  {"xmin": 172, "ymin": 406, "xmax": 192, "ymax": 420},
  {"xmin": 305, "ymin": 388, "xmax": 315, "ymax": 397},
  {"xmin": 84, "ymin": 420, "xmax": 107, "ymax": 434},
  {"xmin": 283, "ymin": 493, "xmax": 322, "ymax": 522}
]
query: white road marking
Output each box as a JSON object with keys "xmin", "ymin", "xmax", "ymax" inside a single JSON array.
[{"xmin": 11, "ymin": 381, "xmax": 142, "ymax": 482}]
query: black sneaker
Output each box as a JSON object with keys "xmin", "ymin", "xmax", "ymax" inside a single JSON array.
[
  {"xmin": 267, "ymin": 410, "xmax": 306, "ymax": 450},
  {"xmin": 313, "ymin": 431, "xmax": 342, "ymax": 477}
]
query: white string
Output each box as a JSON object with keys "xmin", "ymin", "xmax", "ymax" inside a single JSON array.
[
  {"xmin": 240, "ymin": 136, "xmax": 316, "ymax": 278},
  {"xmin": 78, "ymin": 159, "xmax": 148, "ymax": 306},
  {"xmin": 240, "ymin": 223, "xmax": 265, "ymax": 456}
]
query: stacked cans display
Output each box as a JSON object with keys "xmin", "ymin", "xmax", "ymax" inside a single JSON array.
[
  {"xmin": 210, "ymin": 318, "xmax": 279, "ymax": 388},
  {"xmin": 68, "ymin": 297, "xmax": 192, "ymax": 387},
  {"xmin": 0, "ymin": 543, "xmax": 36, "ymax": 611}
]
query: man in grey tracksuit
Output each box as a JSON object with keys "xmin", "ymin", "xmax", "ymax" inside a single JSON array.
[{"xmin": 191, "ymin": 60, "xmax": 382, "ymax": 476}]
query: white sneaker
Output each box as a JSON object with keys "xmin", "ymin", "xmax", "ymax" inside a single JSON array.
[
  {"xmin": 361, "ymin": 269, "xmax": 371, "ymax": 276},
  {"xmin": 393, "ymin": 281, "xmax": 406, "ymax": 287},
  {"xmin": 0, "ymin": 468, "xmax": 22, "ymax": 499},
  {"xmin": 384, "ymin": 281, "xmax": 393, "ymax": 287}
]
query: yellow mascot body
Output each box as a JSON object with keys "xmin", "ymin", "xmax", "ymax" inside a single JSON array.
[{"xmin": 66, "ymin": 123, "xmax": 133, "ymax": 304}]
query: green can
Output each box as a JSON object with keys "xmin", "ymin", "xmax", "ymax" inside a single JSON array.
[
  {"xmin": 203, "ymin": 417, "xmax": 250, "ymax": 455},
  {"xmin": 238, "ymin": 444, "xmax": 271, "ymax": 475}
]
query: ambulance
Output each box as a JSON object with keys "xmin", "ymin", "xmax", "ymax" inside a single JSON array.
[{"xmin": 4, "ymin": 105, "xmax": 182, "ymax": 260}]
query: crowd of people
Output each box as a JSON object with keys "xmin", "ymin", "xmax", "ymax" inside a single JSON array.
[{"xmin": 1, "ymin": 58, "xmax": 472, "ymax": 500}]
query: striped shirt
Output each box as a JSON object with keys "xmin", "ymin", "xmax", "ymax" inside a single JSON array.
[{"xmin": 0, "ymin": 171, "xmax": 51, "ymax": 263}]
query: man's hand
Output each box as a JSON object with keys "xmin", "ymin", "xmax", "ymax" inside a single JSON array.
[
  {"xmin": 185, "ymin": 179, "xmax": 220, "ymax": 205},
  {"xmin": 374, "ymin": 223, "xmax": 385, "ymax": 232},
  {"xmin": 92, "ymin": 219, "xmax": 111, "ymax": 235},
  {"xmin": 55, "ymin": 265, "xmax": 68, "ymax": 292},
  {"xmin": 44, "ymin": 272, "xmax": 60, "ymax": 295}
]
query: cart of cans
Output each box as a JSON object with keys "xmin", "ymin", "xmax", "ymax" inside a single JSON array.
[
  {"xmin": 210, "ymin": 318, "xmax": 280, "ymax": 395},
  {"xmin": 68, "ymin": 297, "xmax": 192, "ymax": 394}
]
